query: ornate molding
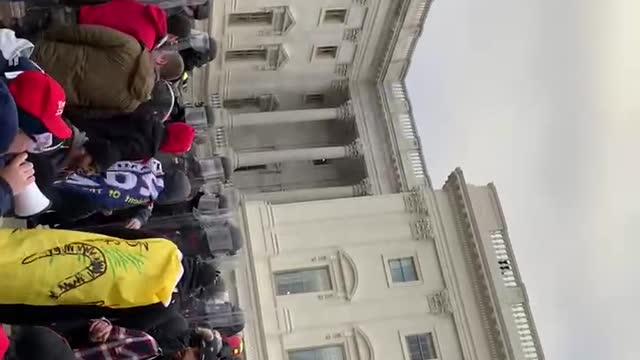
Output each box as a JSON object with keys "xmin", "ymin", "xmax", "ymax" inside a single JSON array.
[
  {"xmin": 411, "ymin": 217, "xmax": 434, "ymax": 241},
  {"xmin": 427, "ymin": 289, "xmax": 452, "ymax": 314},
  {"xmin": 353, "ymin": 326, "xmax": 376, "ymax": 360},
  {"xmin": 334, "ymin": 63, "xmax": 351, "ymax": 77},
  {"xmin": 352, "ymin": 178, "xmax": 371, "ymax": 197},
  {"xmin": 331, "ymin": 79, "xmax": 349, "ymax": 94},
  {"xmin": 403, "ymin": 187, "xmax": 429, "ymax": 215},
  {"xmin": 345, "ymin": 139, "xmax": 363, "ymax": 159},
  {"xmin": 343, "ymin": 28, "xmax": 361, "ymax": 42},
  {"xmin": 213, "ymin": 127, "xmax": 229, "ymax": 149},
  {"xmin": 337, "ymin": 101, "xmax": 355, "ymax": 121},
  {"xmin": 209, "ymin": 93, "xmax": 223, "ymax": 109}
]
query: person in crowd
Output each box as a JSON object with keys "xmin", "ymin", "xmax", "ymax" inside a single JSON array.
[
  {"xmin": 0, "ymin": 70, "xmax": 72, "ymax": 217},
  {"xmin": 175, "ymin": 32, "xmax": 217, "ymax": 72},
  {"xmin": 0, "ymin": 28, "xmax": 35, "ymax": 73},
  {"xmin": 31, "ymin": 24, "xmax": 183, "ymax": 113},
  {"xmin": 36, "ymin": 158, "xmax": 191, "ymax": 228},
  {"xmin": 69, "ymin": 113, "xmax": 195, "ymax": 171},
  {"xmin": 9, "ymin": 320, "xmax": 224, "ymax": 359},
  {"xmin": 167, "ymin": 13, "xmax": 193, "ymax": 40},
  {"xmin": 16, "ymin": 0, "xmax": 168, "ymax": 51},
  {"xmin": 77, "ymin": 0, "xmax": 168, "ymax": 50}
]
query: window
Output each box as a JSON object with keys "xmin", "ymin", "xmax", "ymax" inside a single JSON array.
[
  {"xmin": 223, "ymin": 97, "xmax": 260, "ymax": 109},
  {"xmin": 289, "ymin": 345, "xmax": 345, "ymax": 360},
  {"xmin": 315, "ymin": 46, "xmax": 338, "ymax": 59},
  {"xmin": 225, "ymin": 48, "xmax": 268, "ymax": 61},
  {"xmin": 275, "ymin": 267, "xmax": 332, "ymax": 295},
  {"xmin": 304, "ymin": 93, "xmax": 326, "ymax": 106},
  {"xmin": 388, "ymin": 257, "xmax": 418, "ymax": 283},
  {"xmin": 313, "ymin": 159, "xmax": 330, "ymax": 166},
  {"xmin": 323, "ymin": 9, "xmax": 348, "ymax": 24},
  {"xmin": 406, "ymin": 333, "xmax": 438, "ymax": 360},
  {"xmin": 236, "ymin": 165, "xmax": 267, "ymax": 172},
  {"xmin": 229, "ymin": 11, "xmax": 273, "ymax": 25}
]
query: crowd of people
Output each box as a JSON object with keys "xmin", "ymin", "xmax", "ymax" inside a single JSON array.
[{"xmin": 0, "ymin": 0, "xmax": 244, "ymax": 359}]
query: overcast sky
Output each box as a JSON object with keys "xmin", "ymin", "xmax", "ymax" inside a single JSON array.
[{"xmin": 407, "ymin": 0, "xmax": 640, "ymax": 359}]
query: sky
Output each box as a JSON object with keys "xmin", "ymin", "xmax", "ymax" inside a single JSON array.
[{"xmin": 406, "ymin": 0, "xmax": 640, "ymax": 359}]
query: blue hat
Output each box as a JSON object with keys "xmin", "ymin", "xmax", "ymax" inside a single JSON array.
[{"xmin": 0, "ymin": 81, "xmax": 18, "ymax": 154}]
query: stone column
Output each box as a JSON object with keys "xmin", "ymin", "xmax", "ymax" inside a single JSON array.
[
  {"xmin": 226, "ymin": 101, "xmax": 353, "ymax": 128},
  {"xmin": 233, "ymin": 140, "xmax": 362, "ymax": 168},
  {"xmin": 247, "ymin": 179, "xmax": 371, "ymax": 204}
]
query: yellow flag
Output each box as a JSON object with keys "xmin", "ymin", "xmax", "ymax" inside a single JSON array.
[{"xmin": 0, "ymin": 228, "xmax": 183, "ymax": 308}]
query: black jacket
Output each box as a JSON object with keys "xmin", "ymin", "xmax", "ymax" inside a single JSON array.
[{"xmin": 67, "ymin": 110, "xmax": 164, "ymax": 170}]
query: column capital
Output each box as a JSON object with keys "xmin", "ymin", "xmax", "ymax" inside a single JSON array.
[
  {"xmin": 345, "ymin": 138, "xmax": 363, "ymax": 158},
  {"xmin": 352, "ymin": 178, "xmax": 372, "ymax": 197},
  {"xmin": 337, "ymin": 100, "xmax": 355, "ymax": 121},
  {"xmin": 216, "ymin": 147, "xmax": 239, "ymax": 169}
]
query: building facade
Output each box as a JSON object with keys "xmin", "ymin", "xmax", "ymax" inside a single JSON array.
[
  {"xmin": 184, "ymin": 0, "xmax": 545, "ymax": 359},
  {"xmin": 188, "ymin": 0, "xmax": 431, "ymax": 202},
  {"xmin": 234, "ymin": 170, "xmax": 544, "ymax": 360}
]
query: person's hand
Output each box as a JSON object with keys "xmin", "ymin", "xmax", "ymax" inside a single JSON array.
[
  {"xmin": 68, "ymin": 147, "xmax": 93, "ymax": 171},
  {"xmin": 89, "ymin": 319, "xmax": 112, "ymax": 343},
  {"xmin": 0, "ymin": 153, "xmax": 35, "ymax": 195},
  {"xmin": 125, "ymin": 218, "xmax": 142, "ymax": 229},
  {"xmin": 195, "ymin": 327, "xmax": 220, "ymax": 342}
]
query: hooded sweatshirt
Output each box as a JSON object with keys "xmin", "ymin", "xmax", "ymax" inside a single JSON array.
[
  {"xmin": 0, "ymin": 29, "xmax": 34, "ymax": 73},
  {"xmin": 79, "ymin": 0, "xmax": 168, "ymax": 51}
]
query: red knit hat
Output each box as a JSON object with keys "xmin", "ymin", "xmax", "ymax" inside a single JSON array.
[
  {"xmin": 144, "ymin": 4, "xmax": 168, "ymax": 48},
  {"xmin": 160, "ymin": 122, "xmax": 195, "ymax": 154},
  {"xmin": 8, "ymin": 70, "xmax": 71, "ymax": 139},
  {"xmin": 0, "ymin": 327, "xmax": 9, "ymax": 358}
]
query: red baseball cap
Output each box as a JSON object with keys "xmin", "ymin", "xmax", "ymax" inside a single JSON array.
[{"xmin": 8, "ymin": 70, "xmax": 71, "ymax": 139}]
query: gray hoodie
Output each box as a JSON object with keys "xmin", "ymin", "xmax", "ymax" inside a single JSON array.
[{"xmin": 0, "ymin": 29, "xmax": 34, "ymax": 71}]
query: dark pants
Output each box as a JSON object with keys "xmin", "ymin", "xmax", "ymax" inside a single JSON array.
[{"xmin": 9, "ymin": 326, "xmax": 75, "ymax": 360}]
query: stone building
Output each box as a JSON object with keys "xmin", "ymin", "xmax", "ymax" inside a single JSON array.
[
  {"xmin": 188, "ymin": 0, "xmax": 432, "ymax": 202},
  {"xmin": 184, "ymin": 0, "xmax": 545, "ymax": 359}
]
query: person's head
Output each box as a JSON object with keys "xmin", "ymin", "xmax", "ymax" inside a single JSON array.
[
  {"xmin": 180, "ymin": 257, "xmax": 220, "ymax": 297},
  {"xmin": 156, "ymin": 169, "xmax": 191, "ymax": 205},
  {"xmin": 205, "ymin": 36, "xmax": 217, "ymax": 62},
  {"xmin": 160, "ymin": 122, "xmax": 195, "ymax": 154},
  {"xmin": 139, "ymin": 80, "xmax": 175, "ymax": 122},
  {"xmin": 4, "ymin": 70, "xmax": 71, "ymax": 154},
  {"xmin": 152, "ymin": 50, "xmax": 185, "ymax": 81},
  {"xmin": 167, "ymin": 14, "xmax": 193, "ymax": 40}
]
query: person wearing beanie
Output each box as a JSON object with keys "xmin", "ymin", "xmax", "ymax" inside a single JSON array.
[
  {"xmin": 66, "ymin": 109, "xmax": 194, "ymax": 172},
  {"xmin": 78, "ymin": 0, "xmax": 169, "ymax": 50},
  {"xmin": 161, "ymin": 122, "xmax": 196, "ymax": 154}
]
